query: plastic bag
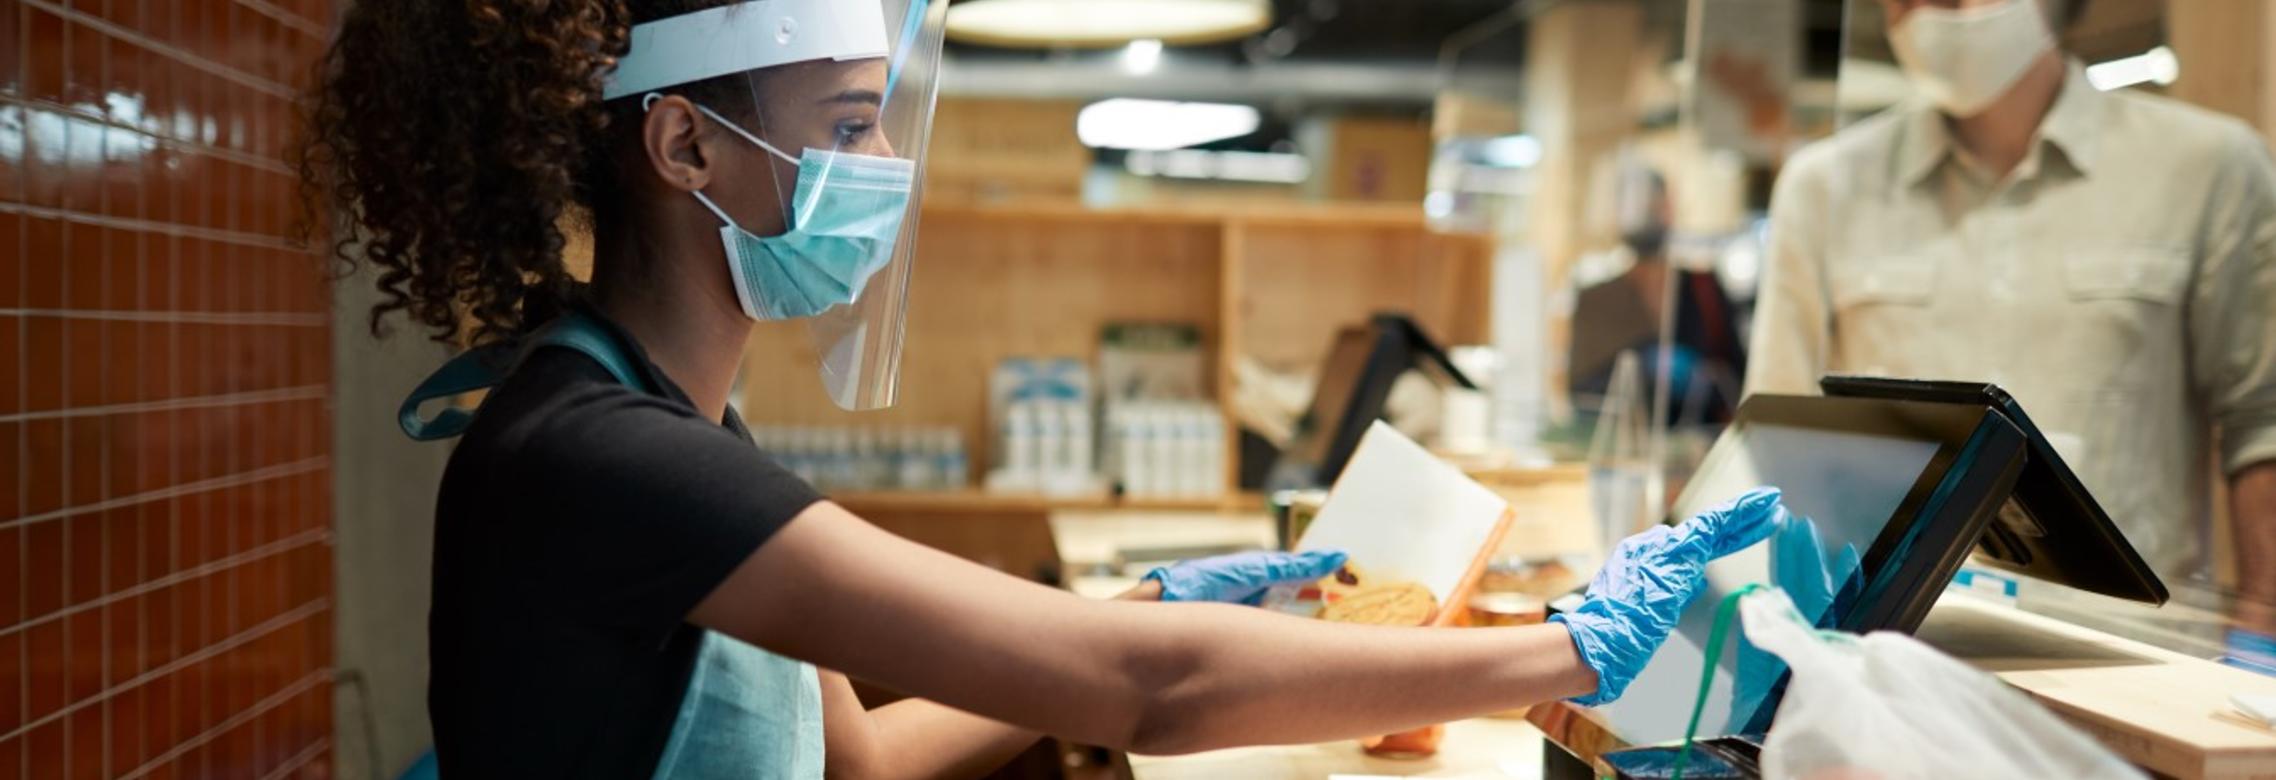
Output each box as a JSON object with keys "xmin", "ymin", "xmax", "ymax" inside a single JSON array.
[{"xmin": 1739, "ymin": 590, "xmax": 2143, "ymax": 780}]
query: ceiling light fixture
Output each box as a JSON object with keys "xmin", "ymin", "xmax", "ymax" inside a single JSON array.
[
  {"xmin": 1077, "ymin": 98, "xmax": 1262, "ymax": 150},
  {"xmin": 1121, "ymin": 39, "xmax": 1164, "ymax": 75},
  {"xmin": 945, "ymin": 0, "xmax": 1271, "ymax": 49}
]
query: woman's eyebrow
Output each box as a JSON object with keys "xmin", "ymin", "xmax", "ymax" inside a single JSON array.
[{"xmin": 819, "ymin": 89, "xmax": 883, "ymax": 106}]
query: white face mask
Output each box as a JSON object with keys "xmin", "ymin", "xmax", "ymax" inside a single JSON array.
[{"xmin": 1888, "ymin": 0, "xmax": 2054, "ymax": 117}]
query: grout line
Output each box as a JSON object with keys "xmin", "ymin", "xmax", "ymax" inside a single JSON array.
[
  {"xmin": 0, "ymin": 528, "xmax": 331, "ymax": 640},
  {"xmin": 15, "ymin": 0, "xmax": 29, "ymax": 759},
  {"xmin": 98, "ymin": 55, "xmax": 114, "ymax": 767},
  {"xmin": 25, "ymin": 0, "xmax": 296, "ymax": 100},
  {"xmin": 0, "ymin": 456, "xmax": 330, "ymax": 531},
  {"xmin": 116, "ymin": 667, "xmax": 332, "ymax": 780},
  {"xmin": 0, "ymin": 599, "xmax": 331, "ymax": 745},
  {"xmin": 0, "ymin": 385, "xmax": 328, "ymax": 424},
  {"xmin": 0, "ymin": 201, "xmax": 310, "ymax": 252},
  {"xmin": 0, "ymin": 308, "xmax": 327, "ymax": 327},
  {"xmin": 234, "ymin": 0, "xmax": 332, "ymax": 41},
  {"xmin": 259, "ymin": 737, "xmax": 333, "ymax": 780},
  {"xmin": 7, "ymin": 96, "xmax": 299, "ymax": 177}
]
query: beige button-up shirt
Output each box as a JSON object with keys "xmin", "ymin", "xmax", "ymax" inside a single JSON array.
[{"xmin": 1748, "ymin": 63, "xmax": 2276, "ymax": 582}]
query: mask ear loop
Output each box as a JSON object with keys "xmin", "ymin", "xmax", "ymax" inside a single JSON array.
[{"xmin": 644, "ymin": 91, "xmax": 797, "ymax": 232}]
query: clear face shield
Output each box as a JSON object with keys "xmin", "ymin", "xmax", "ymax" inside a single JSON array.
[{"xmin": 605, "ymin": 0, "xmax": 947, "ymax": 410}]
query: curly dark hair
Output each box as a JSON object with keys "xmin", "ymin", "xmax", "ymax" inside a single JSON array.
[{"xmin": 295, "ymin": 0, "xmax": 751, "ymax": 345}]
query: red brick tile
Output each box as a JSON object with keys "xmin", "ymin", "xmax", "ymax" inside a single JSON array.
[
  {"xmin": 58, "ymin": 319, "xmax": 98, "ymax": 411},
  {"xmin": 218, "ymin": 716, "xmax": 251, "ymax": 779},
  {"xmin": 67, "ymin": 706, "xmax": 99, "ymax": 780},
  {"xmin": 62, "ymin": 416, "xmax": 100, "ymax": 510},
  {"xmin": 0, "ymin": 736, "xmax": 19, "ymax": 780},
  {"xmin": 23, "ymin": 420, "xmax": 62, "ymax": 516},
  {"xmin": 137, "ymin": 500, "xmax": 172, "ymax": 584},
  {"xmin": 139, "ymin": 321, "xmax": 176, "ymax": 404},
  {"xmin": 110, "ymin": 682, "xmax": 146, "ymax": 774},
  {"xmin": 0, "ymin": 0, "xmax": 20, "ymax": 96},
  {"xmin": 102, "ymin": 131, "xmax": 147, "ymax": 224},
  {"xmin": 63, "ymin": 20, "xmax": 103, "ymax": 110},
  {"xmin": 0, "ymin": 630, "xmax": 21, "ymax": 736},
  {"xmin": 104, "ymin": 232, "xmax": 140, "ymax": 314},
  {"xmin": 0, "ymin": 213, "xmax": 20, "ymax": 308},
  {"xmin": 24, "ymin": 618, "xmax": 62, "ymax": 723},
  {"xmin": 194, "ymin": 572, "xmax": 222, "ymax": 649},
  {"xmin": 23, "ymin": 519, "xmax": 61, "ymax": 619},
  {"xmin": 0, "ymin": 525, "xmax": 17, "ymax": 627},
  {"xmin": 196, "ymin": 408, "xmax": 226, "ymax": 481},
  {"xmin": 20, "ymin": 316, "xmax": 62, "ymax": 415},
  {"xmin": 104, "ymin": 507, "xmax": 141, "ymax": 591},
  {"xmin": 20, "ymin": 108, "xmax": 62, "ymax": 211},
  {"xmin": 64, "ymin": 513, "xmax": 101, "ymax": 608},
  {"xmin": 24, "ymin": 9, "xmax": 63, "ymax": 106},
  {"xmin": 171, "ymin": 496, "xmax": 202, "ymax": 569},
  {"xmin": 105, "ymin": 596, "xmax": 140, "ymax": 683},
  {"xmin": 0, "ymin": 421, "xmax": 19, "ymax": 519},
  {"xmin": 23, "ymin": 216, "xmax": 63, "ymax": 311},
  {"xmin": 175, "ymin": 662, "xmax": 205, "ymax": 749},
  {"xmin": 107, "ymin": 412, "xmax": 147, "ymax": 498},
  {"xmin": 27, "ymin": 720, "xmax": 62, "ymax": 780},
  {"xmin": 63, "ymin": 610, "xmax": 100, "ymax": 705},
  {"xmin": 62, "ymin": 223, "xmax": 101, "ymax": 313},
  {"xmin": 142, "ymin": 671, "xmax": 176, "ymax": 760},
  {"xmin": 0, "ymin": 102, "xmax": 19, "ymax": 204},
  {"xmin": 141, "ymin": 584, "xmax": 175, "ymax": 675},
  {"xmin": 0, "ymin": 319, "xmax": 21, "ymax": 415}
]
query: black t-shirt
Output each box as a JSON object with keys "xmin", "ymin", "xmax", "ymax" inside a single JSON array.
[{"xmin": 428, "ymin": 312, "xmax": 822, "ymax": 778}]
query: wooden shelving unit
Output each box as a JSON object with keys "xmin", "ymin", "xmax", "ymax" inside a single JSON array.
[{"xmin": 735, "ymin": 200, "xmax": 1494, "ymax": 517}]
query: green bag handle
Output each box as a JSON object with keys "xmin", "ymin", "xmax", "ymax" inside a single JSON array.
[{"xmin": 398, "ymin": 311, "xmax": 655, "ymax": 441}]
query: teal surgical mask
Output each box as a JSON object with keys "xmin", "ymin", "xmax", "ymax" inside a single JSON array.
[{"xmin": 676, "ymin": 99, "xmax": 916, "ymax": 321}]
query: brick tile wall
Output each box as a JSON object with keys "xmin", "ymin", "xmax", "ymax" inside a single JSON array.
[{"xmin": 2, "ymin": 1, "xmax": 338, "ymax": 778}]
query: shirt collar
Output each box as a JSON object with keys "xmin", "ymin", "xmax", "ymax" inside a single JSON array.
[{"xmin": 1893, "ymin": 59, "xmax": 2103, "ymax": 187}]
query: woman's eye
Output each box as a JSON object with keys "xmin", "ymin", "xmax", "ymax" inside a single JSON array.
[{"xmin": 835, "ymin": 121, "xmax": 875, "ymax": 143}]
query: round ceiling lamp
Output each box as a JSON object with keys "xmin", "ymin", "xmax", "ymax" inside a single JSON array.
[{"xmin": 945, "ymin": 0, "xmax": 1272, "ymax": 49}]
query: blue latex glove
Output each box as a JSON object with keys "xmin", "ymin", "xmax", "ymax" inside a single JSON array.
[
  {"xmin": 1146, "ymin": 549, "xmax": 1350, "ymax": 605},
  {"xmin": 1731, "ymin": 511, "xmax": 1863, "ymax": 724},
  {"xmin": 1551, "ymin": 486, "xmax": 1785, "ymax": 706}
]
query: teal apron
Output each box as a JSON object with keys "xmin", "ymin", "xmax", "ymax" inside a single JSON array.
[{"xmin": 401, "ymin": 312, "xmax": 825, "ymax": 779}]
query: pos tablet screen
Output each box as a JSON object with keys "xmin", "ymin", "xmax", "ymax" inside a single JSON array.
[{"xmin": 1593, "ymin": 395, "xmax": 2026, "ymax": 745}]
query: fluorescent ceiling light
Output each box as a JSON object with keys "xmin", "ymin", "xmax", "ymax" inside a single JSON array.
[
  {"xmin": 1121, "ymin": 39, "xmax": 1163, "ymax": 75},
  {"xmin": 1077, "ymin": 99, "xmax": 1261, "ymax": 150},
  {"xmin": 1477, "ymin": 134, "xmax": 1542, "ymax": 168},
  {"xmin": 946, "ymin": 0, "xmax": 1270, "ymax": 48},
  {"xmin": 2087, "ymin": 46, "xmax": 2179, "ymax": 92},
  {"xmin": 1124, "ymin": 149, "xmax": 1311, "ymax": 184}
]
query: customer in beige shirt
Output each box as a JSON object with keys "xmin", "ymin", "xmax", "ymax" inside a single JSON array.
[{"xmin": 1748, "ymin": 0, "xmax": 2276, "ymax": 606}]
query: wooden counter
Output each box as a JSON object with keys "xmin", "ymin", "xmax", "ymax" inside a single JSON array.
[{"xmin": 1128, "ymin": 718, "xmax": 1545, "ymax": 780}]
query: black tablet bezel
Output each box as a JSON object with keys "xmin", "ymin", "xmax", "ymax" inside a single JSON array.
[
  {"xmin": 1663, "ymin": 394, "xmax": 2028, "ymax": 737},
  {"xmin": 1818, "ymin": 376, "xmax": 2169, "ymax": 605}
]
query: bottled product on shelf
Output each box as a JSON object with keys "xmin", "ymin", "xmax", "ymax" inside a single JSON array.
[
  {"xmin": 1103, "ymin": 400, "xmax": 1224, "ymax": 500},
  {"xmin": 752, "ymin": 425, "xmax": 971, "ymax": 493}
]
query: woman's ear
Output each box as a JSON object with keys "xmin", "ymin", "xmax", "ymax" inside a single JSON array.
[{"xmin": 640, "ymin": 93, "xmax": 713, "ymax": 194}]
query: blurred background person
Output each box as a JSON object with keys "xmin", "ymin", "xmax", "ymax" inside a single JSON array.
[
  {"xmin": 1747, "ymin": 0, "xmax": 2276, "ymax": 617},
  {"xmin": 1569, "ymin": 166, "xmax": 1749, "ymax": 428}
]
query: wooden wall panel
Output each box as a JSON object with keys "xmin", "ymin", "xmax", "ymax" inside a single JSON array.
[
  {"xmin": 1233, "ymin": 224, "xmax": 1494, "ymax": 372},
  {"xmin": 737, "ymin": 208, "xmax": 1224, "ymax": 474}
]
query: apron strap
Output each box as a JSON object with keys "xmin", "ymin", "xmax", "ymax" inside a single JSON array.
[{"xmin": 397, "ymin": 311, "xmax": 655, "ymax": 441}]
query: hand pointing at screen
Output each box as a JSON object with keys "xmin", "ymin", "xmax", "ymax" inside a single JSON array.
[{"xmin": 1552, "ymin": 487, "xmax": 1788, "ymax": 705}]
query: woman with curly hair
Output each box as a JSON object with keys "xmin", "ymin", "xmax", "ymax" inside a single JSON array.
[{"xmin": 297, "ymin": 1, "xmax": 1787, "ymax": 776}]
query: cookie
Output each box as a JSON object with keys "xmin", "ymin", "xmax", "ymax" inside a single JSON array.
[{"xmin": 1318, "ymin": 582, "xmax": 1438, "ymax": 626}]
